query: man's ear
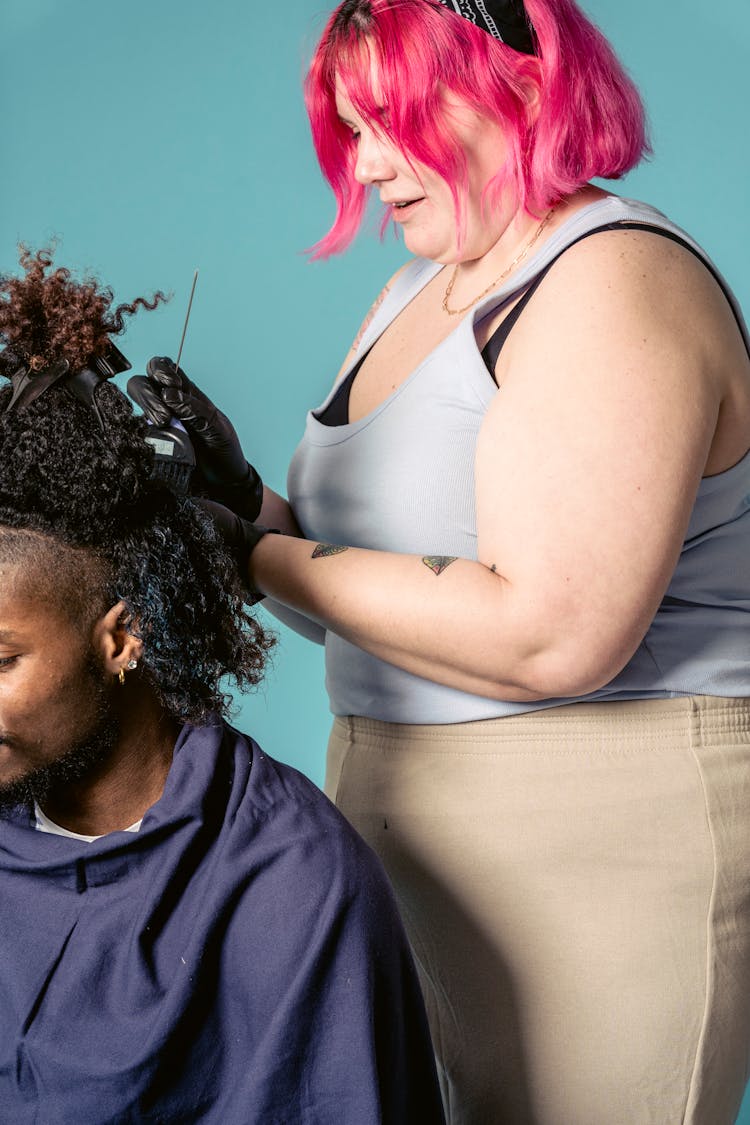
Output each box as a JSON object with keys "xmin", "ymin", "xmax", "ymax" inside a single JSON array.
[{"xmin": 92, "ymin": 601, "xmax": 144, "ymax": 678}]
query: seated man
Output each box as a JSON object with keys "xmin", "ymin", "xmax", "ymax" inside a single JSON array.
[{"xmin": 0, "ymin": 248, "xmax": 444, "ymax": 1124}]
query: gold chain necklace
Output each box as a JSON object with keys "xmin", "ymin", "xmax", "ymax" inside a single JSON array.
[{"xmin": 441, "ymin": 207, "xmax": 556, "ymax": 317}]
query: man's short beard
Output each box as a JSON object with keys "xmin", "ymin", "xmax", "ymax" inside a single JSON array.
[
  {"xmin": 0, "ymin": 720, "xmax": 119, "ymax": 814},
  {"xmin": 0, "ymin": 658, "xmax": 119, "ymax": 814}
]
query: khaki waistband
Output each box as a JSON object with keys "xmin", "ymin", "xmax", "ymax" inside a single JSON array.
[{"xmin": 333, "ymin": 695, "xmax": 750, "ymax": 751}]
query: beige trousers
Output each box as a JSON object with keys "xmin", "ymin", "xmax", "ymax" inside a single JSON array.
[{"xmin": 325, "ymin": 696, "xmax": 750, "ymax": 1125}]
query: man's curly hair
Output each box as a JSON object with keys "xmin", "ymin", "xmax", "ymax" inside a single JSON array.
[
  {"xmin": 0, "ymin": 244, "xmax": 166, "ymax": 375},
  {"xmin": 0, "ymin": 247, "xmax": 274, "ymax": 724}
]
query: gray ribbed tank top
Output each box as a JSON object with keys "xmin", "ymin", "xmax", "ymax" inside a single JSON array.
[{"xmin": 287, "ymin": 196, "xmax": 750, "ymax": 722}]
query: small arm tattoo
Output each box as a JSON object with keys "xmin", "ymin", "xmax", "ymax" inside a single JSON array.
[
  {"xmin": 422, "ymin": 555, "xmax": 458, "ymax": 576},
  {"xmin": 312, "ymin": 543, "xmax": 349, "ymax": 559}
]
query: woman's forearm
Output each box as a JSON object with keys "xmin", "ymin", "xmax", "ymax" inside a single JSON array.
[
  {"xmin": 261, "ymin": 597, "xmax": 327, "ymax": 645},
  {"xmin": 248, "ymin": 533, "xmax": 630, "ymax": 702},
  {"xmin": 258, "ymin": 487, "xmax": 303, "ymax": 537}
]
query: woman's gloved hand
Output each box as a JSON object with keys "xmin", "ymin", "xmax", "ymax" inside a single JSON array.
[
  {"xmin": 127, "ymin": 357, "xmax": 264, "ymax": 522},
  {"xmin": 197, "ymin": 499, "xmax": 279, "ymax": 604}
]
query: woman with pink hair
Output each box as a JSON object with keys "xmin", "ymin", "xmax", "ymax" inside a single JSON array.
[{"xmin": 132, "ymin": 1, "xmax": 750, "ymax": 1121}]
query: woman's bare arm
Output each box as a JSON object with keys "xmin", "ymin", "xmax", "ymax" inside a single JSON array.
[{"xmin": 259, "ymin": 487, "xmax": 303, "ymax": 537}]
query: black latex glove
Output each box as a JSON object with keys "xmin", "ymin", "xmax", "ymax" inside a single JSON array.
[
  {"xmin": 128, "ymin": 357, "xmax": 263, "ymax": 522},
  {"xmin": 198, "ymin": 499, "xmax": 279, "ymax": 605}
]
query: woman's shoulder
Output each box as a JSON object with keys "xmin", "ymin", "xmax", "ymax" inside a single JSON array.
[
  {"xmin": 524, "ymin": 193, "xmax": 724, "ymax": 313},
  {"xmin": 553, "ymin": 192, "xmax": 679, "ymax": 239},
  {"xmin": 508, "ymin": 225, "xmax": 729, "ymax": 375}
]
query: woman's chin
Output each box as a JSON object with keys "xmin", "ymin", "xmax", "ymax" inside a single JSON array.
[{"xmin": 400, "ymin": 230, "xmax": 454, "ymax": 263}]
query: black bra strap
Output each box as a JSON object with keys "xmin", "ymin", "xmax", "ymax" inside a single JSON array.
[
  {"xmin": 480, "ymin": 221, "xmax": 729, "ymax": 379},
  {"xmin": 480, "ymin": 264, "xmax": 553, "ymax": 372}
]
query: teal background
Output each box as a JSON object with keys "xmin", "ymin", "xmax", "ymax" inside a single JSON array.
[{"xmin": 3, "ymin": 2, "xmax": 749, "ymax": 1116}]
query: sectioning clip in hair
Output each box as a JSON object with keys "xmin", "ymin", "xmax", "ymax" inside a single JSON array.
[
  {"xmin": 64, "ymin": 342, "xmax": 131, "ymax": 431},
  {"xmin": 4, "ymin": 356, "xmax": 71, "ymax": 414},
  {"xmin": 2, "ymin": 341, "xmax": 131, "ymax": 431}
]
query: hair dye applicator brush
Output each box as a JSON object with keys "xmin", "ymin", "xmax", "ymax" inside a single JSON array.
[{"xmin": 132, "ymin": 271, "xmax": 199, "ymax": 495}]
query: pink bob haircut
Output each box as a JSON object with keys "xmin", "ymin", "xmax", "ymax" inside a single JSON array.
[{"xmin": 305, "ymin": 0, "xmax": 649, "ymax": 259}]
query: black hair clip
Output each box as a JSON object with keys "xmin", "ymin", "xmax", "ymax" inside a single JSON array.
[
  {"xmin": 2, "ymin": 342, "xmax": 131, "ymax": 431},
  {"xmin": 5, "ymin": 357, "xmax": 70, "ymax": 413},
  {"xmin": 65, "ymin": 343, "xmax": 131, "ymax": 430}
]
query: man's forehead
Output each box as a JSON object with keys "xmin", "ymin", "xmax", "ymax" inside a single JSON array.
[
  {"xmin": 0, "ymin": 601, "xmax": 43, "ymax": 636},
  {"xmin": 0, "ymin": 560, "xmax": 41, "ymax": 595},
  {"xmin": 0, "ymin": 565, "xmax": 32, "ymax": 611},
  {"xmin": 0, "ymin": 581, "xmax": 64, "ymax": 632},
  {"xmin": 0, "ymin": 598, "xmax": 91, "ymax": 651}
]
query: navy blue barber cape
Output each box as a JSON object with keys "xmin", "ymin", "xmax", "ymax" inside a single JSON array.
[{"xmin": 0, "ymin": 721, "xmax": 445, "ymax": 1123}]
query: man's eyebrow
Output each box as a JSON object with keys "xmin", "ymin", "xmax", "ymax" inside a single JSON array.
[{"xmin": 0, "ymin": 630, "xmax": 20, "ymax": 642}]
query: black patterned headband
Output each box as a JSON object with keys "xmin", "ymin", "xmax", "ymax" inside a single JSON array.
[{"xmin": 434, "ymin": 0, "xmax": 536, "ymax": 54}]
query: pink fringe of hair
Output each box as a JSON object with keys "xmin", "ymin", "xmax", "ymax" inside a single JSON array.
[{"xmin": 304, "ymin": 0, "xmax": 649, "ymax": 259}]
